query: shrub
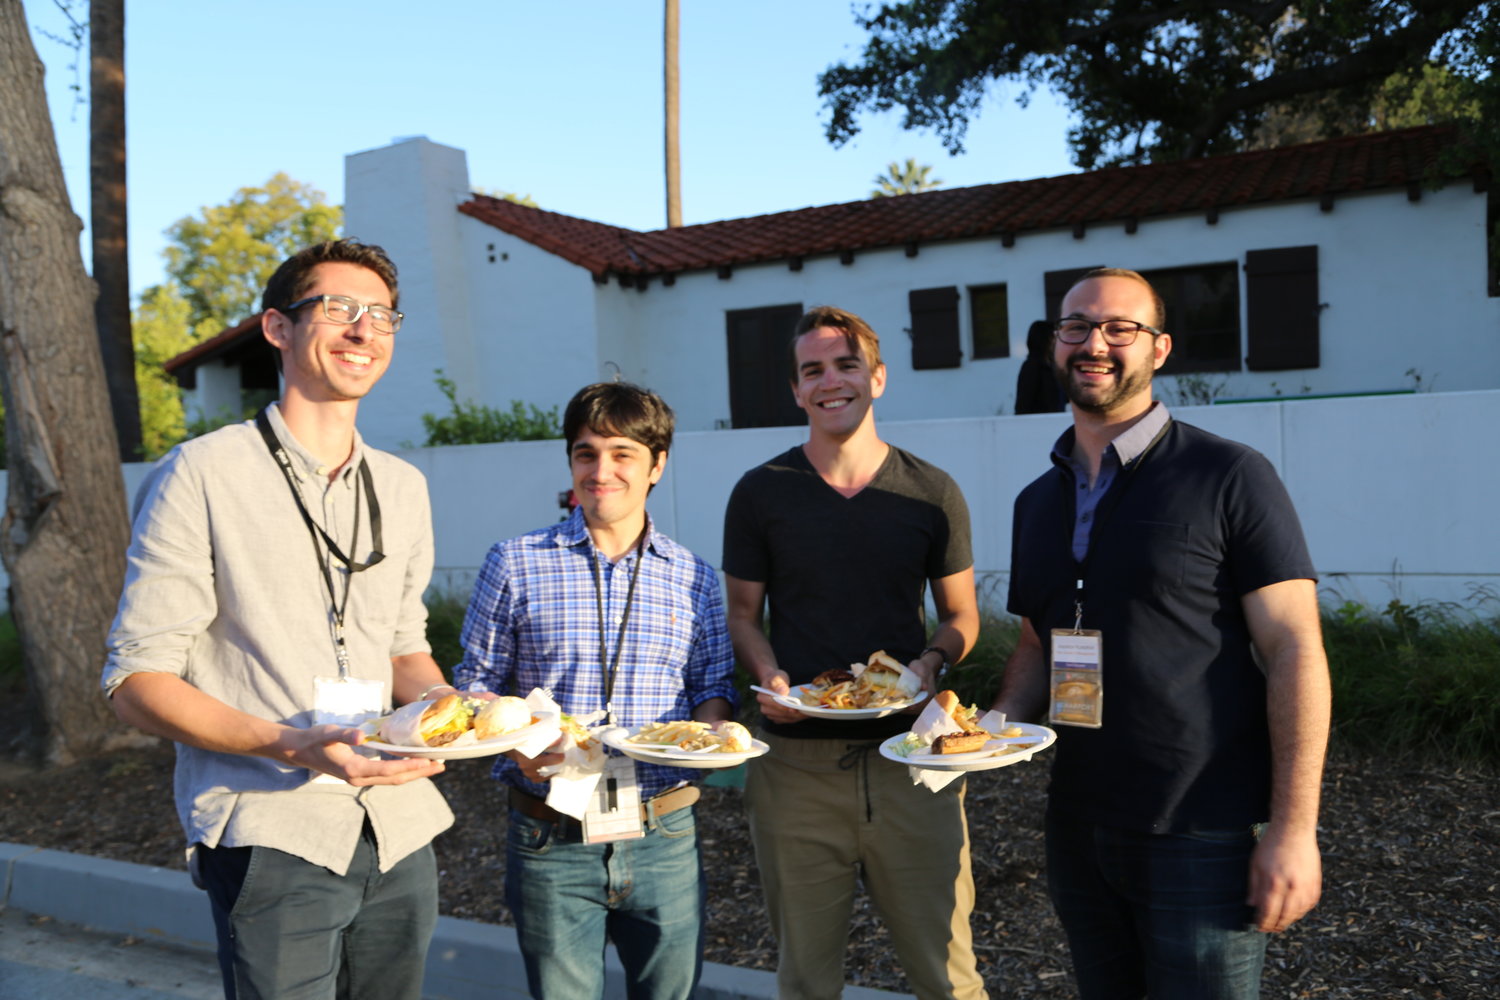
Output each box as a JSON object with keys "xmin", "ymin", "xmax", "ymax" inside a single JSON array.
[{"xmin": 420, "ymin": 371, "xmax": 561, "ymax": 446}]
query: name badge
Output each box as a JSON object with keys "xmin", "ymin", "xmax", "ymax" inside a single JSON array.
[
  {"xmin": 1049, "ymin": 629, "xmax": 1103, "ymax": 728},
  {"xmin": 583, "ymin": 755, "xmax": 645, "ymax": 844},
  {"xmin": 311, "ymin": 675, "xmax": 386, "ymax": 784}
]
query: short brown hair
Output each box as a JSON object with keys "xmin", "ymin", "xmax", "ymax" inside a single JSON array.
[
  {"xmin": 787, "ymin": 305, "xmax": 883, "ymax": 382},
  {"xmin": 261, "ymin": 239, "xmax": 400, "ymax": 313},
  {"xmin": 563, "ymin": 382, "xmax": 675, "ymax": 466},
  {"xmin": 1070, "ymin": 268, "xmax": 1166, "ymax": 330}
]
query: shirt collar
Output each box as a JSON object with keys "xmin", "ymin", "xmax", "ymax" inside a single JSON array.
[
  {"xmin": 263, "ymin": 402, "xmax": 365, "ymax": 486},
  {"xmin": 1049, "ymin": 401, "xmax": 1173, "ymax": 471},
  {"xmin": 553, "ymin": 506, "xmax": 670, "ymax": 561}
]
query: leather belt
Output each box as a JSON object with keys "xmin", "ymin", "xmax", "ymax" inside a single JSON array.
[{"xmin": 508, "ymin": 784, "xmax": 700, "ymax": 830}]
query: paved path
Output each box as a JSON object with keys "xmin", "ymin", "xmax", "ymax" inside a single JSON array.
[{"xmin": 0, "ymin": 907, "xmax": 221, "ymax": 999}]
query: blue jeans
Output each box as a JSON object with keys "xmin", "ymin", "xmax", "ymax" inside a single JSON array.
[
  {"xmin": 196, "ymin": 824, "xmax": 437, "ymax": 1000},
  {"xmin": 504, "ymin": 804, "xmax": 704, "ymax": 1000},
  {"xmin": 1045, "ymin": 808, "xmax": 1266, "ymax": 1000}
]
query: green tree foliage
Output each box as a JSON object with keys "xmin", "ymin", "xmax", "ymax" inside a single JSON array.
[
  {"xmin": 870, "ymin": 158, "xmax": 942, "ymax": 197},
  {"xmin": 818, "ymin": 1, "xmax": 1494, "ymax": 169},
  {"xmin": 131, "ymin": 174, "xmax": 341, "ymax": 459},
  {"xmin": 164, "ymin": 172, "xmax": 342, "ymax": 338},
  {"xmin": 420, "ymin": 371, "xmax": 562, "ymax": 446},
  {"xmin": 131, "ymin": 284, "xmax": 191, "ymax": 459}
]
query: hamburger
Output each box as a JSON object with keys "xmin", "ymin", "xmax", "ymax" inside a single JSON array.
[
  {"xmin": 809, "ymin": 668, "xmax": 856, "ymax": 689},
  {"xmin": 856, "ymin": 651, "xmax": 905, "ymax": 689},
  {"xmin": 413, "ymin": 694, "xmax": 475, "ymax": 747}
]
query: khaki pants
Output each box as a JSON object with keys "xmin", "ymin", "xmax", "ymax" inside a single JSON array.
[{"xmin": 744, "ymin": 732, "xmax": 988, "ymax": 1000}]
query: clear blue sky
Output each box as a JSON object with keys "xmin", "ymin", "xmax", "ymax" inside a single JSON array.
[{"xmin": 28, "ymin": 0, "xmax": 1079, "ymax": 299}]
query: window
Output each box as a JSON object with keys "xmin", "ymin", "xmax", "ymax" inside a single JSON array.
[
  {"xmin": 724, "ymin": 303, "xmax": 807, "ymax": 429},
  {"xmin": 1141, "ymin": 262, "xmax": 1241, "ymax": 374},
  {"xmin": 1244, "ymin": 246, "xmax": 1320, "ymax": 370},
  {"xmin": 908, "ymin": 286, "xmax": 961, "ymax": 369},
  {"xmin": 968, "ymin": 283, "xmax": 1010, "ymax": 359}
]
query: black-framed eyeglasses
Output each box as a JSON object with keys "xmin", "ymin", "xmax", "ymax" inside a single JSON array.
[
  {"xmin": 283, "ymin": 294, "xmax": 403, "ymax": 335},
  {"xmin": 1053, "ymin": 318, "xmax": 1160, "ymax": 346}
]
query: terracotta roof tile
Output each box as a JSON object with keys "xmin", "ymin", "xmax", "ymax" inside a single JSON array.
[
  {"xmin": 164, "ymin": 312, "xmax": 263, "ymax": 376},
  {"xmin": 461, "ymin": 125, "xmax": 1479, "ymax": 282},
  {"xmin": 172, "ymin": 126, "xmax": 1482, "ymax": 372}
]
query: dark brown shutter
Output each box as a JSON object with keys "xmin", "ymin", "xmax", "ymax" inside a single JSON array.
[
  {"xmin": 1245, "ymin": 246, "xmax": 1319, "ymax": 371},
  {"xmin": 909, "ymin": 286, "xmax": 961, "ymax": 369},
  {"xmin": 725, "ymin": 304, "xmax": 807, "ymax": 428}
]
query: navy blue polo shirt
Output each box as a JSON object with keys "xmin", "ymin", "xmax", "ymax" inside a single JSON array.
[{"xmin": 1008, "ymin": 418, "xmax": 1317, "ymax": 833}]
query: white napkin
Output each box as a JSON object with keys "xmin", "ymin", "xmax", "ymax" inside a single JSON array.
[
  {"xmin": 522, "ymin": 689, "xmax": 606, "ymax": 821},
  {"xmin": 902, "ymin": 700, "xmax": 1008, "ymax": 792}
]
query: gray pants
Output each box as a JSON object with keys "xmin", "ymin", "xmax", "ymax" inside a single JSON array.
[{"xmin": 196, "ymin": 823, "xmax": 438, "ymax": 1000}]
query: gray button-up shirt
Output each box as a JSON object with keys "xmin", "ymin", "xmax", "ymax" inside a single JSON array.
[{"xmin": 102, "ymin": 404, "xmax": 452, "ymax": 874}]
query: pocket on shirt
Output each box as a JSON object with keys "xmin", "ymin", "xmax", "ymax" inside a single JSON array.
[
  {"xmin": 1108, "ymin": 520, "xmax": 1190, "ymax": 593},
  {"xmin": 630, "ymin": 602, "xmax": 697, "ymax": 664}
]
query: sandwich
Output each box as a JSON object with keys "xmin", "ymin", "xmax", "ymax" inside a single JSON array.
[
  {"xmin": 415, "ymin": 694, "xmax": 475, "ymax": 747},
  {"xmin": 934, "ymin": 689, "xmax": 982, "ymax": 732}
]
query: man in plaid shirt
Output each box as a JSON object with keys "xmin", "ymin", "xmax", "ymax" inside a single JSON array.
[{"xmin": 452, "ymin": 381, "xmax": 736, "ymax": 1000}]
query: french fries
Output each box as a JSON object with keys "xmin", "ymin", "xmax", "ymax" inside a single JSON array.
[{"xmin": 629, "ymin": 720, "xmax": 751, "ymax": 753}]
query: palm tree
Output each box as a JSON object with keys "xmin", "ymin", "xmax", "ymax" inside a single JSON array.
[{"xmin": 870, "ymin": 158, "xmax": 942, "ymax": 197}]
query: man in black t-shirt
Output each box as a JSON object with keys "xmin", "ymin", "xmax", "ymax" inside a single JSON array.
[
  {"xmin": 722, "ymin": 306, "xmax": 987, "ymax": 1000},
  {"xmin": 994, "ymin": 268, "xmax": 1331, "ymax": 999}
]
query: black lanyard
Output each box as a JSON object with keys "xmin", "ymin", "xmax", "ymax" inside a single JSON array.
[
  {"xmin": 256, "ymin": 410, "xmax": 385, "ymax": 676},
  {"xmin": 589, "ymin": 529, "xmax": 648, "ymax": 724},
  {"xmin": 1066, "ymin": 419, "xmax": 1171, "ymax": 629}
]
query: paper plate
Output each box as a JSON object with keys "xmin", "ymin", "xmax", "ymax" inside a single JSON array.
[
  {"xmin": 361, "ymin": 711, "xmax": 557, "ymax": 761},
  {"xmin": 599, "ymin": 725, "xmax": 769, "ymax": 769},
  {"xmin": 878, "ymin": 722, "xmax": 1057, "ymax": 772}
]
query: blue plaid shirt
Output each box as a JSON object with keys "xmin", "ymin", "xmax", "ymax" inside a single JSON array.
[{"xmin": 453, "ymin": 509, "xmax": 737, "ymax": 799}]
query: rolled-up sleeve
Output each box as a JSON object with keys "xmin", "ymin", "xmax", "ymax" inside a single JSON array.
[
  {"xmin": 102, "ymin": 451, "xmax": 216, "ymax": 698},
  {"xmin": 685, "ymin": 559, "xmax": 736, "ymax": 710}
]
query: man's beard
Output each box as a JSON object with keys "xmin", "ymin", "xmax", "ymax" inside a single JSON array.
[{"xmin": 1053, "ymin": 352, "xmax": 1155, "ymax": 416}]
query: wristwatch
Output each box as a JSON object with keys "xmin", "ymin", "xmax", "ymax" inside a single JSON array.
[{"xmin": 920, "ymin": 645, "xmax": 951, "ymax": 679}]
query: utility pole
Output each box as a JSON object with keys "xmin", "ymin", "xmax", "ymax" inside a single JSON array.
[{"xmin": 664, "ymin": 0, "xmax": 681, "ymax": 228}]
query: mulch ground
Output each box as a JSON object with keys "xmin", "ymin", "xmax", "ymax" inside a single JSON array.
[{"xmin": 1, "ymin": 719, "xmax": 1495, "ymax": 998}]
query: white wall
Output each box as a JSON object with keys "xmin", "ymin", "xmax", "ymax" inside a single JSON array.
[
  {"xmin": 344, "ymin": 137, "xmax": 479, "ymax": 448},
  {"xmin": 26, "ymin": 390, "xmax": 1495, "ymax": 620},
  {"xmin": 409, "ymin": 390, "xmax": 1500, "ymax": 615}
]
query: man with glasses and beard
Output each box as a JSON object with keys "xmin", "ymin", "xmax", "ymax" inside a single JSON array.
[
  {"xmin": 993, "ymin": 268, "xmax": 1331, "ymax": 998},
  {"xmin": 103, "ymin": 240, "xmax": 452, "ymax": 1000}
]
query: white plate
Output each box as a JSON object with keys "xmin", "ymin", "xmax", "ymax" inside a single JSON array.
[
  {"xmin": 362, "ymin": 711, "xmax": 557, "ymax": 761},
  {"xmin": 599, "ymin": 725, "xmax": 769, "ymax": 769},
  {"xmin": 878, "ymin": 722, "xmax": 1057, "ymax": 772},
  {"xmin": 769, "ymin": 685, "xmax": 928, "ymax": 720}
]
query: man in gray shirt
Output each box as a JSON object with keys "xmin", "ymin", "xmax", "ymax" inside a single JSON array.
[{"xmin": 103, "ymin": 240, "xmax": 454, "ymax": 1000}]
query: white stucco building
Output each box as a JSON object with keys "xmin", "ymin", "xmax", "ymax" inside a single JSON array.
[{"xmin": 168, "ymin": 125, "xmax": 1498, "ymax": 451}]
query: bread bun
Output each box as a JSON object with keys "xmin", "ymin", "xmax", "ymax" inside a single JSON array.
[
  {"xmin": 935, "ymin": 689, "xmax": 961, "ymax": 716},
  {"xmin": 473, "ymin": 696, "xmax": 532, "ymax": 739},
  {"xmin": 716, "ymin": 721, "xmax": 753, "ymax": 752}
]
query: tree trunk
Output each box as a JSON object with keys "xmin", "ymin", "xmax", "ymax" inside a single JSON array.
[
  {"xmin": 663, "ymin": 0, "xmax": 681, "ymax": 228},
  {"xmin": 90, "ymin": 0, "xmax": 141, "ymax": 462},
  {"xmin": 0, "ymin": 0, "xmax": 136, "ymax": 765}
]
